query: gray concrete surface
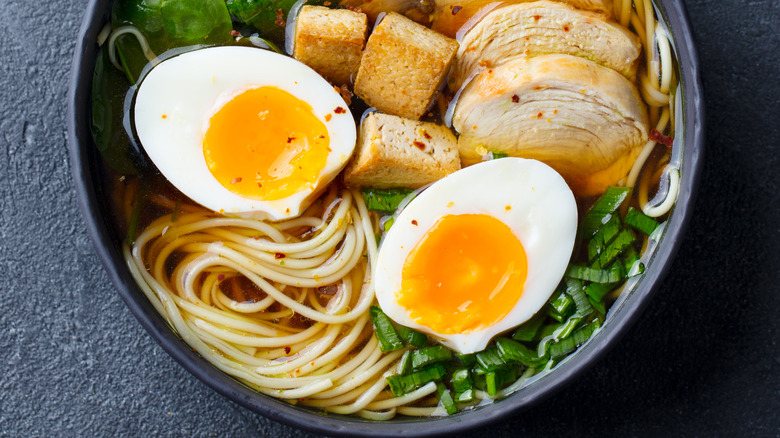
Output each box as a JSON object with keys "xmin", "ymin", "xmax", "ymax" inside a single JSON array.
[{"xmin": 1, "ymin": 0, "xmax": 778, "ymax": 436}]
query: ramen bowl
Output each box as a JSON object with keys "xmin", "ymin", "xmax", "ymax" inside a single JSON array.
[{"xmin": 68, "ymin": 0, "xmax": 703, "ymax": 435}]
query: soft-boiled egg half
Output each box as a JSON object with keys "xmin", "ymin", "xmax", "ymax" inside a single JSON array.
[
  {"xmin": 133, "ymin": 46, "xmax": 356, "ymax": 220},
  {"xmin": 374, "ymin": 158, "xmax": 578, "ymax": 354}
]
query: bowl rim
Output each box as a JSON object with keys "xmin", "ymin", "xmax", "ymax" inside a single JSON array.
[{"xmin": 67, "ymin": 0, "xmax": 704, "ymax": 436}]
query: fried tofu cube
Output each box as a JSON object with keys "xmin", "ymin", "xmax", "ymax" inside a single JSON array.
[
  {"xmin": 343, "ymin": 112, "xmax": 461, "ymax": 188},
  {"xmin": 353, "ymin": 13, "xmax": 459, "ymax": 120},
  {"xmin": 293, "ymin": 6, "xmax": 368, "ymax": 85}
]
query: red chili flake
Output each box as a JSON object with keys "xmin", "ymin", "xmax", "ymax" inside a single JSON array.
[
  {"xmin": 338, "ymin": 84, "xmax": 353, "ymax": 106},
  {"xmin": 334, "ymin": 106, "xmax": 347, "ymax": 114},
  {"xmin": 421, "ymin": 130, "xmax": 432, "ymax": 139},
  {"xmin": 533, "ymin": 15, "xmax": 541, "ymax": 21},
  {"xmin": 230, "ymin": 30, "xmax": 241, "ymax": 37},
  {"xmin": 324, "ymin": 113, "xmax": 332, "ymax": 121},
  {"xmin": 230, "ymin": 177, "xmax": 242, "ymax": 184},
  {"xmin": 287, "ymin": 136, "xmax": 296, "ymax": 143},
  {"xmin": 257, "ymin": 182, "xmax": 263, "ymax": 188},
  {"xmin": 650, "ymin": 129, "xmax": 674, "ymax": 147},
  {"xmin": 217, "ymin": 274, "xmax": 225, "ymax": 281},
  {"xmin": 411, "ymin": 220, "xmax": 418, "ymax": 226},
  {"xmin": 537, "ymin": 111, "xmax": 543, "ymax": 118},
  {"xmin": 318, "ymin": 285, "xmax": 339, "ymax": 295},
  {"xmin": 275, "ymin": 252, "xmax": 286, "ymax": 259},
  {"xmin": 284, "ymin": 346, "xmax": 291, "ymax": 354},
  {"xmin": 319, "ymin": 135, "xmax": 326, "ymax": 139},
  {"xmin": 274, "ymin": 8, "xmax": 285, "ymax": 26},
  {"xmin": 511, "ymin": 94, "xmax": 519, "ymax": 103},
  {"xmin": 452, "ymin": 5, "xmax": 463, "ymax": 14},
  {"xmin": 563, "ymin": 25, "xmax": 570, "ymax": 32},
  {"xmin": 412, "ymin": 141, "xmax": 426, "ymax": 150}
]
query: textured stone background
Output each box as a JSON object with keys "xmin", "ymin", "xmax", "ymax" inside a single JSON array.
[{"xmin": 1, "ymin": 0, "xmax": 778, "ymax": 436}]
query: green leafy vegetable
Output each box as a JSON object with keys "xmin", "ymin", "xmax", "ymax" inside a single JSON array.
[{"xmin": 361, "ymin": 188, "xmax": 414, "ymax": 214}]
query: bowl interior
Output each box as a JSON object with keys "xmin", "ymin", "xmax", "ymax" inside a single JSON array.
[{"xmin": 67, "ymin": 0, "xmax": 704, "ymax": 435}]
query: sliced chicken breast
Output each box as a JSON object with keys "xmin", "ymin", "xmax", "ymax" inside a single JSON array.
[
  {"xmin": 450, "ymin": 1, "xmax": 640, "ymax": 91},
  {"xmin": 431, "ymin": 0, "xmax": 614, "ymax": 38},
  {"xmin": 452, "ymin": 54, "xmax": 649, "ymax": 196}
]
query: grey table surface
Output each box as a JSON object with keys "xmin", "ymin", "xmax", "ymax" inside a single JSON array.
[{"xmin": 1, "ymin": 0, "xmax": 778, "ymax": 436}]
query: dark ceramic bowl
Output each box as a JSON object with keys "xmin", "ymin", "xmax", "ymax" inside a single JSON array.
[{"xmin": 68, "ymin": 1, "xmax": 704, "ymax": 436}]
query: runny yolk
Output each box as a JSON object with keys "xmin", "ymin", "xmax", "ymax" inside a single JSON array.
[
  {"xmin": 398, "ymin": 214, "xmax": 528, "ymax": 335},
  {"xmin": 203, "ymin": 86, "xmax": 330, "ymax": 201}
]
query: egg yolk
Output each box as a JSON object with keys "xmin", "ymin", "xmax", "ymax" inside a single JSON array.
[
  {"xmin": 203, "ymin": 86, "xmax": 330, "ymax": 201},
  {"xmin": 398, "ymin": 214, "xmax": 528, "ymax": 335}
]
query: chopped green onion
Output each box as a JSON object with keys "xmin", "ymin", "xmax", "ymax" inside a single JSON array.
[
  {"xmin": 548, "ymin": 320, "xmax": 601, "ymax": 360},
  {"xmin": 564, "ymin": 278, "xmax": 593, "ymax": 317},
  {"xmin": 591, "ymin": 228, "xmax": 637, "ymax": 269},
  {"xmin": 555, "ymin": 316, "xmax": 583, "ymax": 339},
  {"xmin": 361, "ymin": 188, "xmax": 413, "ymax": 213},
  {"xmin": 436, "ymin": 382, "xmax": 458, "ymax": 415},
  {"xmin": 512, "ymin": 313, "xmax": 545, "ymax": 342},
  {"xmin": 578, "ymin": 186, "xmax": 632, "ymax": 239},
  {"xmin": 409, "ymin": 346, "xmax": 452, "ymax": 370},
  {"xmin": 587, "ymin": 213, "xmax": 622, "ymax": 262},
  {"xmin": 396, "ymin": 325, "xmax": 428, "ymax": 348},
  {"xmin": 486, "ymin": 368, "xmax": 517, "ymax": 396},
  {"xmin": 565, "ymin": 264, "xmax": 623, "ymax": 283},
  {"xmin": 382, "ymin": 217, "xmax": 395, "ymax": 232},
  {"xmin": 536, "ymin": 323, "xmax": 559, "ymax": 341},
  {"xmin": 625, "ymin": 207, "xmax": 661, "ymax": 235},
  {"xmin": 584, "ymin": 282, "xmax": 617, "ymax": 303},
  {"xmin": 588, "ymin": 296, "xmax": 606, "ymax": 315},
  {"xmin": 456, "ymin": 353, "xmax": 476, "ymax": 368},
  {"xmin": 369, "ymin": 306, "xmax": 404, "ymax": 352},
  {"xmin": 386, "ymin": 364, "xmax": 447, "ymax": 396},
  {"xmin": 472, "ymin": 372, "xmax": 487, "ymax": 390},
  {"xmin": 450, "ymin": 368, "xmax": 474, "ymax": 403},
  {"xmin": 496, "ymin": 337, "xmax": 548, "ymax": 368},
  {"xmin": 398, "ymin": 350, "xmax": 412, "ymax": 375},
  {"xmin": 490, "ymin": 151, "xmax": 508, "ymax": 159},
  {"xmin": 475, "ymin": 347, "xmax": 507, "ymax": 372},
  {"xmin": 548, "ymin": 290, "xmax": 574, "ymax": 321}
]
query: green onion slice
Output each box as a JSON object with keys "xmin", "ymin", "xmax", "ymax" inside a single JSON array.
[
  {"xmin": 625, "ymin": 207, "xmax": 661, "ymax": 235},
  {"xmin": 369, "ymin": 306, "xmax": 404, "ymax": 352},
  {"xmin": 578, "ymin": 186, "xmax": 632, "ymax": 239}
]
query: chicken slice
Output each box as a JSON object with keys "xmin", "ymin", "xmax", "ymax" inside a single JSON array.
[
  {"xmin": 450, "ymin": 1, "xmax": 640, "ymax": 91},
  {"xmin": 431, "ymin": 0, "xmax": 614, "ymax": 38},
  {"xmin": 452, "ymin": 54, "xmax": 649, "ymax": 196}
]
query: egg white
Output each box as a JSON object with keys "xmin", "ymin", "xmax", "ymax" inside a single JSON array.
[
  {"xmin": 374, "ymin": 158, "xmax": 578, "ymax": 354},
  {"xmin": 133, "ymin": 46, "xmax": 356, "ymax": 221}
]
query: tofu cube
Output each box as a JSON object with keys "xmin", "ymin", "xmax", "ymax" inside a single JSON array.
[
  {"xmin": 354, "ymin": 13, "xmax": 459, "ymax": 120},
  {"xmin": 293, "ymin": 6, "xmax": 368, "ymax": 85},
  {"xmin": 343, "ymin": 112, "xmax": 461, "ymax": 188}
]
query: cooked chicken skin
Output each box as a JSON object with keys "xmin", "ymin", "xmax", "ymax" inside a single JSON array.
[
  {"xmin": 431, "ymin": 0, "xmax": 614, "ymax": 38},
  {"xmin": 452, "ymin": 54, "xmax": 649, "ymax": 196},
  {"xmin": 449, "ymin": 1, "xmax": 640, "ymax": 91}
]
